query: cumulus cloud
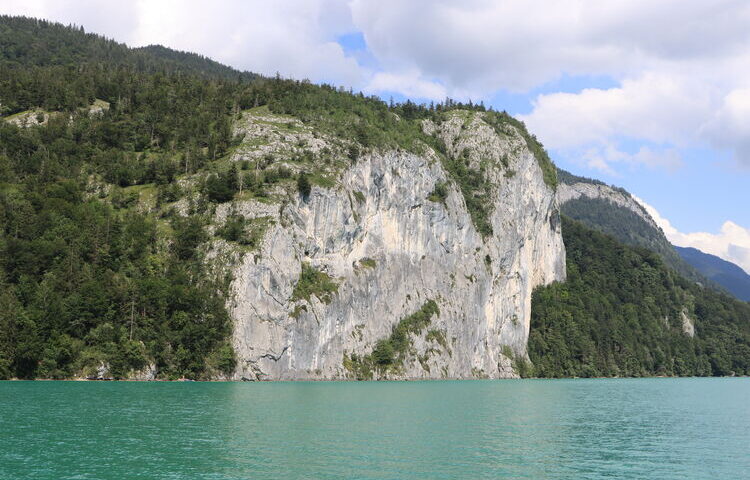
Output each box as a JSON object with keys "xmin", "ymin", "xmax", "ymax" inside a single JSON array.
[
  {"xmin": 365, "ymin": 71, "xmax": 447, "ymax": 101},
  {"xmin": 350, "ymin": 0, "xmax": 750, "ymax": 91},
  {"xmin": 522, "ymin": 70, "xmax": 750, "ymax": 169},
  {"xmin": 521, "ymin": 73, "xmax": 712, "ymax": 150},
  {"xmin": 347, "ymin": 0, "xmax": 750, "ymax": 168},
  {"xmin": 701, "ymin": 87, "xmax": 750, "ymax": 165},
  {"xmin": 576, "ymin": 144, "xmax": 683, "ymax": 175},
  {"xmin": 2, "ymin": 0, "xmax": 139, "ymax": 41},
  {"xmin": 634, "ymin": 196, "xmax": 750, "ymax": 274}
]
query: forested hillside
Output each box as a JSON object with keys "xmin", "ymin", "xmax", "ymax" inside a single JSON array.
[
  {"xmin": 0, "ymin": 17, "xmax": 261, "ymax": 380},
  {"xmin": 558, "ymin": 168, "xmax": 717, "ymax": 290},
  {"xmin": 529, "ymin": 218, "xmax": 750, "ymax": 377},
  {"xmin": 0, "ymin": 16, "xmax": 552, "ymax": 380}
]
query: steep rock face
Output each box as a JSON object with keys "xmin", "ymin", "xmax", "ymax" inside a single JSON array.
[{"xmin": 223, "ymin": 112, "xmax": 565, "ymax": 380}]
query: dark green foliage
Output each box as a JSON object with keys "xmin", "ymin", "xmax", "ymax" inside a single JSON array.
[
  {"xmin": 216, "ymin": 215, "xmax": 246, "ymax": 243},
  {"xmin": 291, "ymin": 263, "xmax": 339, "ymax": 304},
  {"xmin": 427, "ymin": 181, "xmax": 449, "ymax": 205},
  {"xmin": 0, "ymin": 17, "xmax": 246, "ymax": 380},
  {"xmin": 529, "ymin": 217, "xmax": 750, "ymax": 378},
  {"xmin": 172, "ymin": 216, "xmax": 207, "ymax": 260},
  {"xmin": 484, "ymin": 111, "xmax": 557, "ymax": 189},
  {"xmin": 0, "ymin": 175, "xmax": 232, "ymax": 379},
  {"xmin": 556, "ymin": 168, "xmax": 716, "ymax": 290},
  {"xmin": 358, "ymin": 258, "xmax": 377, "ymax": 269},
  {"xmin": 209, "ymin": 343, "xmax": 237, "ymax": 374},
  {"xmin": 262, "ymin": 82, "xmax": 429, "ymax": 152},
  {"xmin": 372, "ymin": 340, "xmax": 396, "ymax": 367},
  {"xmin": 421, "ymin": 112, "xmax": 551, "ymax": 238},
  {"xmin": 261, "ymin": 166, "xmax": 292, "ymax": 184},
  {"xmin": 430, "ymin": 140, "xmax": 494, "ymax": 237},
  {"xmin": 297, "ymin": 173, "xmax": 312, "ymax": 199},
  {"xmin": 557, "ymin": 168, "xmax": 606, "ymax": 186},
  {"xmin": 352, "ymin": 190, "xmax": 366, "ymax": 204},
  {"xmin": 215, "ymin": 214, "xmax": 270, "ymax": 249},
  {"xmin": 205, "ymin": 170, "xmax": 238, "ymax": 203},
  {"xmin": 345, "ymin": 300, "xmax": 440, "ymax": 379},
  {"xmin": 0, "ymin": 16, "xmax": 255, "ymax": 81},
  {"xmin": 239, "ymin": 167, "xmax": 293, "ymax": 199},
  {"xmin": 445, "ymin": 161, "xmax": 493, "ymax": 237}
]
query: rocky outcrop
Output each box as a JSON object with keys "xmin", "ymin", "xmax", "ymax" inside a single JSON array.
[
  {"xmin": 219, "ymin": 111, "xmax": 565, "ymax": 380},
  {"xmin": 4, "ymin": 109, "xmax": 49, "ymax": 127},
  {"xmin": 681, "ymin": 309, "xmax": 696, "ymax": 337}
]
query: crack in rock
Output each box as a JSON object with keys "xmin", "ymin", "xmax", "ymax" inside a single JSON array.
[{"xmin": 260, "ymin": 346, "xmax": 289, "ymax": 362}]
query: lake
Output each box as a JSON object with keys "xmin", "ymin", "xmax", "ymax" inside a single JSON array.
[{"xmin": 1, "ymin": 378, "xmax": 748, "ymax": 479}]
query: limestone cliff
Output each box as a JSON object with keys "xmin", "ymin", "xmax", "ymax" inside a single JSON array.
[{"xmin": 214, "ymin": 110, "xmax": 565, "ymax": 380}]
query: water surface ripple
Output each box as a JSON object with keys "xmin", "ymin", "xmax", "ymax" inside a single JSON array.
[{"xmin": 1, "ymin": 378, "xmax": 748, "ymax": 479}]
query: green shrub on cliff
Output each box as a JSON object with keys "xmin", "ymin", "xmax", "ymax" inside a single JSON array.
[
  {"xmin": 345, "ymin": 300, "xmax": 440, "ymax": 379},
  {"xmin": 292, "ymin": 263, "xmax": 339, "ymax": 304}
]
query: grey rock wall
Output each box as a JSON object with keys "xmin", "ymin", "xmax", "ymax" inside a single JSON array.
[{"xmin": 218, "ymin": 111, "xmax": 565, "ymax": 380}]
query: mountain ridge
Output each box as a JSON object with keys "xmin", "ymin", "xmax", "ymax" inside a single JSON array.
[
  {"xmin": 556, "ymin": 168, "xmax": 728, "ymax": 293},
  {"xmin": 676, "ymin": 246, "xmax": 750, "ymax": 302}
]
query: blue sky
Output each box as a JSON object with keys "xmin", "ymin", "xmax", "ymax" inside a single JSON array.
[
  {"xmin": 335, "ymin": 31, "xmax": 747, "ymax": 235},
  {"xmin": 3, "ymin": 0, "xmax": 749, "ymax": 272},
  {"xmin": 337, "ymin": 31, "xmax": 722, "ymax": 231}
]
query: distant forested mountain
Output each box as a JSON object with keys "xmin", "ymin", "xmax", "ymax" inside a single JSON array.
[
  {"xmin": 557, "ymin": 168, "xmax": 724, "ymax": 293},
  {"xmin": 0, "ymin": 16, "xmax": 255, "ymax": 79},
  {"xmin": 529, "ymin": 218, "xmax": 750, "ymax": 377},
  {"xmin": 676, "ymin": 247, "xmax": 750, "ymax": 302}
]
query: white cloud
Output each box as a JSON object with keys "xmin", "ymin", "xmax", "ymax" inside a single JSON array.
[
  {"xmin": 521, "ymin": 73, "xmax": 712, "ymax": 150},
  {"xmin": 1, "ymin": 0, "xmax": 140, "ymax": 40},
  {"xmin": 634, "ymin": 196, "xmax": 750, "ymax": 274},
  {"xmin": 522, "ymin": 70, "xmax": 750, "ymax": 169},
  {"xmin": 702, "ymin": 87, "xmax": 750, "ymax": 164},
  {"xmin": 365, "ymin": 71, "xmax": 446, "ymax": 101},
  {"xmin": 347, "ymin": 0, "xmax": 750, "ymax": 168},
  {"xmin": 576, "ymin": 144, "xmax": 683, "ymax": 175},
  {"xmin": 129, "ymin": 0, "xmax": 363, "ymax": 85},
  {"xmin": 350, "ymin": 0, "xmax": 750, "ymax": 91}
]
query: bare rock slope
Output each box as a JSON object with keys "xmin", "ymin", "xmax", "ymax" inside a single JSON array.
[{"xmin": 218, "ymin": 110, "xmax": 565, "ymax": 380}]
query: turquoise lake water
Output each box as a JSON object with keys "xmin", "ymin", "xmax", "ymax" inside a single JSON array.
[{"xmin": 1, "ymin": 378, "xmax": 748, "ymax": 479}]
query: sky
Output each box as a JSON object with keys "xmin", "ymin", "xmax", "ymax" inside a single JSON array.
[{"xmin": 3, "ymin": 0, "xmax": 750, "ymax": 273}]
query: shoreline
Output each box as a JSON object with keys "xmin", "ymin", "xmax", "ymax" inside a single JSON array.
[{"xmin": 3, "ymin": 375, "xmax": 747, "ymax": 383}]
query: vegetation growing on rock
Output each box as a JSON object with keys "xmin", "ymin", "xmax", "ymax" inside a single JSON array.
[
  {"xmin": 291, "ymin": 263, "xmax": 339, "ymax": 304},
  {"xmin": 434, "ymin": 145, "xmax": 495, "ymax": 237},
  {"xmin": 344, "ymin": 300, "xmax": 440, "ymax": 379}
]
